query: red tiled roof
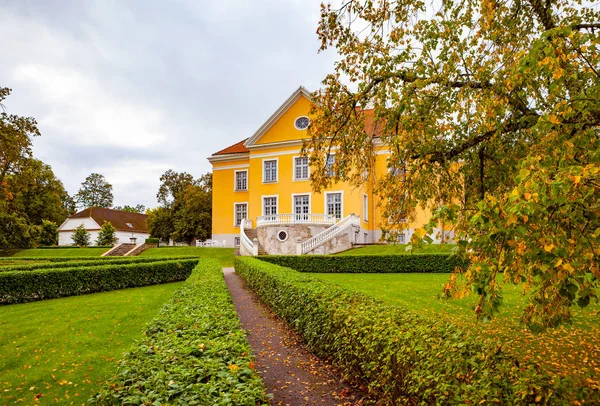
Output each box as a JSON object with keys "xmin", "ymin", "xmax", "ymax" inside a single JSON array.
[
  {"xmin": 70, "ymin": 207, "xmax": 148, "ymax": 233},
  {"xmin": 212, "ymin": 138, "xmax": 250, "ymax": 156}
]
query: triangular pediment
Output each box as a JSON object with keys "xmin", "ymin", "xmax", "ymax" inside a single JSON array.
[{"xmin": 244, "ymin": 86, "xmax": 312, "ymax": 148}]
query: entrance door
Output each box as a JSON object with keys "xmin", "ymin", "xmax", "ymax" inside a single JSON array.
[{"xmin": 294, "ymin": 195, "xmax": 310, "ymax": 222}]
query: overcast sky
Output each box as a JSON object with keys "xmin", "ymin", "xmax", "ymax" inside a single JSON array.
[{"xmin": 0, "ymin": 0, "xmax": 339, "ymax": 209}]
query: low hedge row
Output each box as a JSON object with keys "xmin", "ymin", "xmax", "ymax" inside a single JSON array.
[
  {"xmin": 259, "ymin": 253, "xmax": 467, "ymax": 273},
  {"xmin": 0, "ymin": 259, "xmax": 198, "ymax": 305},
  {"xmin": 0, "ymin": 255, "xmax": 197, "ymax": 263},
  {"xmin": 0, "ymin": 256, "xmax": 197, "ymax": 273},
  {"xmin": 91, "ymin": 259, "xmax": 267, "ymax": 405},
  {"xmin": 235, "ymin": 257, "xmax": 590, "ymax": 405}
]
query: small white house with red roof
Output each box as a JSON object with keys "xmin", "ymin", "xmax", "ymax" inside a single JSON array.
[{"xmin": 57, "ymin": 207, "xmax": 150, "ymax": 246}]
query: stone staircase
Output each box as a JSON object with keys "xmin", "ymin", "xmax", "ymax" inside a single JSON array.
[
  {"xmin": 102, "ymin": 243, "xmax": 136, "ymax": 257},
  {"xmin": 243, "ymin": 229, "xmax": 266, "ymax": 255}
]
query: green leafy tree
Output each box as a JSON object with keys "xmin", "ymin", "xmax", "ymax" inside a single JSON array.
[
  {"xmin": 308, "ymin": 0, "xmax": 600, "ymax": 329},
  {"xmin": 113, "ymin": 204, "xmax": 146, "ymax": 214},
  {"xmin": 0, "ymin": 87, "xmax": 40, "ymax": 188},
  {"xmin": 71, "ymin": 223, "xmax": 91, "ymax": 247},
  {"xmin": 38, "ymin": 220, "xmax": 59, "ymax": 246},
  {"xmin": 147, "ymin": 207, "xmax": 175, "ymax": 242},
  {"xmin": 0, "ymin": 211, "xmax": 39, "ymax": 248},
  {"xmin": 75, "ymin": 173, "xmax": 114, "ymax": 209},
  {"xmin": 96, "ymin": 221, "xmax": 117, "ymax": 246},
  {"xmin": 156, "ymin": 170, "xmax": 195, "ymax": 207}
]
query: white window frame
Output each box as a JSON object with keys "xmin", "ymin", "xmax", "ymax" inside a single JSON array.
[
  {"xmin": 324, "ymin": 190, "xmax": 344, "ymax": 220},
  {"xmin": 261, "ymin": 195, "xmax": 279, "ymax": 216},
  {"xmin": 363, "ymin": 193, "xmax": 369, "ymax": 222},
  {"xmin": 293, "ymin": 156, "xmax": 310, "ymax": 181},
  {"xmin": 262, "ymin": 158, "xmax": 278, "ymax": 183},
  {"xmin": 234, "ymin": 170, "xmax": 248, "ymax": 192},
  {"xmin": 292, "ymin": 193, "xmax": 311, "ymax": 220},
  {"xmin": 233, "ymin": 202, "xmax": 248, "ymax": 228},
  {"xmin": 326, "ymin": 154, "xmax": 335, "ymax": 177}
]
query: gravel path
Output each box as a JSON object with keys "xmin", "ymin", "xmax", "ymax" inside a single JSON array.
[{"xmin": 223, "ymin": 268, "xmax": 364, "ymax": 406}]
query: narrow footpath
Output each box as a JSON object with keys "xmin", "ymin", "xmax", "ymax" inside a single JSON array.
[{"xmin": 223, "ymin": 268, "xmax": 364, "ymax": 406}]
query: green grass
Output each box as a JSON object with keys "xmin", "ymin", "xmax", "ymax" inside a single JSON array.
[
  {"xmin": 0, "ymin": 282, "xmax": 182, "ymax": 405},
  {"xmin": 311, "ymin": 272, "xmax": 600, "ymax": 386},
  {"xmin": 140, "ymin": 247, "xmax": 235, "ymax": 267},
  {"xmin": 11, "ymin": 248, "xmax": 109, "ymax": 258},
  {"xmin": 337, "ymin": 243, "xmax": 454, "ymax": 255}
]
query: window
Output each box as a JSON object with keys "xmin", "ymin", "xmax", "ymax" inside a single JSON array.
[
  {"xmin": 263, "ymin": 160, "xmax": 277, "ymax": 183},
  {"xmin": 263, "ymin": 196, "xmax": 277, "ymax": 216},
  {"xmin": 326, "ymin": 154, "xmax": 335, "ymax": 177},
  {"xmin": 294, "ymin": 116, "xmax": 310, "ymax": 130},
  {"xmin": 364, "ymin": 233, "xmax": 368, "ymax": 243},
  {"xmin": 398, "ymin": 233, "xmax": 406, "ymax": 243},
  {"xmin": 294, "ymin": 157, "xmax": 309, "ymax": 180},
  {"xmin": 235, "ymin": 170, "xmax": 247, "ymax": 191},
  {"xmin": 326, "ymin": 192, "xmax": 342, "ymax": 220},
  {"xmin": 363, "ymin": 194, "xmax": 369, "ymax": 222},
  {"xmin": 293, "ymin": 194, "xmax": 310, "ymax": 222},
  {"xmin": 234, "ymin": 203, "xmax": 247, "ymax": 227},
  {"xmin": 125, "ymin": 223, "xmax": 134, "ymax": 228},
  {"xmin": 234, "ymin": 237, "xmax": 240, "ymax": 247},
  {"xmin": 277, "ymin": 230, "xmax": 289, "ymax": 242}
]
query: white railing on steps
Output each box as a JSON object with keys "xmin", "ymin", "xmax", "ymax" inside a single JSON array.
[
  {"xmin": 299, "ymin": 214, "xmax": 360, "ymax": 254},
  {"xmin": 240, "ymin": 219, "xmax": 257, "ymax": 256}
]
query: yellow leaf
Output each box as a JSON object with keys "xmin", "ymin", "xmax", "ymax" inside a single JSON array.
[
  {"xmin": 573, "ymin": 175, "xmax": 581, "ymax": 184},
  {"xmin": 548, "ymin": 114, "xmax": 561, "ymax": 125},
  {"xmin": 524, "ymin": 192, "xmax": 532, "ymax": 201},
  {"xmin": 508, "ymin": 213, "xmax": 518, "ymax": 225},
  {"xmin": 414, "ymin": 228, "xmax": 427, "ymax": 238},
  {"xmin": 544, "ymin": 244, "xmax": 554, "ymax": 252},
  {"xmin": 553, "ymin": 69, "xmax": 563, "ymax": 80}
]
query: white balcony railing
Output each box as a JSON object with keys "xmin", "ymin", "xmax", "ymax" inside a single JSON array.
[{"xmin": 256, "ymin": 213, "xmax": 337, "ymax": 227}]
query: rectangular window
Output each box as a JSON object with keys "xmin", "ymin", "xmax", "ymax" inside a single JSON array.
[
  {"xmin": 263, "ymin": 160, "xmax": 277, "ymax": 183},
  {"xmin": 363, "ymin": 194, "xmax": 369, "ymax": 222},
  {"xmin": 326, "ymin": 192, "xmax": 342, "ymax": 220},
  {"xmin": 234, "ymin": 203, "xmax": 247, "ymax": 227},
  {"xmin": 294, "ymin": 157, "xmax": 309, "ymax": 180},
  {"xmin": 235, "ymin": 171, "xmax": 247, "ymax": 191},
  {"xmin": 398, "ymin": 233, "xmax": 406, "ymax": 243},
  {"xmin": 263, "ymin": 196, "xmax": 277, "ymax": 216},
  {"xmin": 293, "ymin": 194, "xmax": 310, "ymax": 222},
  {"xmin": 326, "ymin": 154, "xmax": 335, "ymax": 177},
  {"xmin": 234, "ymin": 237, "xmax": 240, "ymax": 247},
  {"xmin": 364, "ymin": 233, "xmax": 368, "ymax": 243}
]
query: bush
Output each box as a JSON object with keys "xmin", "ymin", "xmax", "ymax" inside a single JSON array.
[
  {"xmin": 235, "ymin": 257, "xmax": 590, "ymax": 405},
  {"xmin": 96, "ymin": 221, "xmax": 117, "ymax": 246},
  {"xmin": 0, "ymin": 256, "xmax": 197, "ymax": 272},
  {"xmin": 260, "ymin": 253, "xmax": 467, "ymax": 273},
  {"xmin": 145, "ymin": 237, "xmax": 159, "ymax": 244},
  {"xmin": 71, "ymin": 224, "xmax": 91, "ymax": 247},
  {"xmin": 91, "ymin": 259, "xmax": 267, "ymax": 405},
  {"xmin": 0, "ymin": 259, "xmax": 198, "ymax": 304},
  {"xmin": 38, "ymin": 220, "xmax": 58, "ymax": 246}
]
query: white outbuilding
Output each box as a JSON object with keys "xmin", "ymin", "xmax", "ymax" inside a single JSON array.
[{"xmin": 58, "ymin": 207, "xmax": 150, "ymax": 246}]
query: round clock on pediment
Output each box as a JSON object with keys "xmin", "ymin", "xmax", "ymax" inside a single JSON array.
[{"xmin": 294, "ymin": 116, "xmax": 310, "ymax": 130}]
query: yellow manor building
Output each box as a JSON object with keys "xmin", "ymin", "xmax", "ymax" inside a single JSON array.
[{"xmin": 207, "ymin": 86, "xmax": 440, "ymax": 255}]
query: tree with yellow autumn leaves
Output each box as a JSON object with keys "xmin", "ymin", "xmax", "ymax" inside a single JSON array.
[{"xmin": 306, "ymin": 0, "xmax": 599, "ymax": 330}]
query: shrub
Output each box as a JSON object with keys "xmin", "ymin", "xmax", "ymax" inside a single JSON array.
[
  {"xmin": 145, "ymin": 237, "xmax": 159, "ymax": 244},
  {"xmin": 0, "ymin": 259, "xmax": 197, "ymax": 304},
  {"xmin": 38, "ymin": 220, "xmax": 58, "ymax": 246},
  {"xmin": 91, "ymin": 259, "xmax": 267, "ymax": 405},
  {"xmin": 96, "ymin": 221, "xmax": 117, "ymax": 246},
  {"xmin": 0, "ymin": 256, "xmax": 197, "ymax": 272},
  {"xmin": 71, "ymin": 224, "xmax": 91, "ymax": 247},
  {"xmin": 235, "ymin": 257, "xmax": 590, "ymax": 405},
  {"xmin": 260, "ymin": 253, "xmax": 467, "ymax": 273}
]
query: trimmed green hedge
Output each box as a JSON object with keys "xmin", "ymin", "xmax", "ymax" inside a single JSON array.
[
  {"xmin": 91, "ymin": 259, "xmax": 268, "ymax": 405},
  {"xmin": 235, "ymin": 257, "xmax": 590, "ymax": 405},
  {"xmin": 0, "ymin": 259, "xmax": 198, "ymax": 304},
  {"xmin": 145, "ymin": 238, "xmax": 159, "ymax": 244},
  {"xmin": 259, "ymin": 253, "xmax": 467, "ymax": 273},
  {"xmin": 0, "ymin": 256, "xmax": 197, "ymax": 272}
]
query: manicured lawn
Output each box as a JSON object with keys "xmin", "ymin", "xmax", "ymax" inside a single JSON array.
[
  {"xmin": 312, "ymin": 273, "xmax": 600, "ymax": 387},
  {"xmin": 11, "ymin": 248, "xmax": 109, "ymax": 258},
  {"xmin": 337, "ymin": 243, "xmax": 454, "ymax": 255},
  {"xmin": 0, "ymin": 282, "xmax": 183, "ymax": 405},
  {"xmin": 140, "ymin": 247, "xmax": 235, "ymax": 267}
]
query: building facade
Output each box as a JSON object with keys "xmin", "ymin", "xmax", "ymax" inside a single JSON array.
[{"xmin": 207, "ymin": 86, "xmax": 436, "ymax": 251}]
